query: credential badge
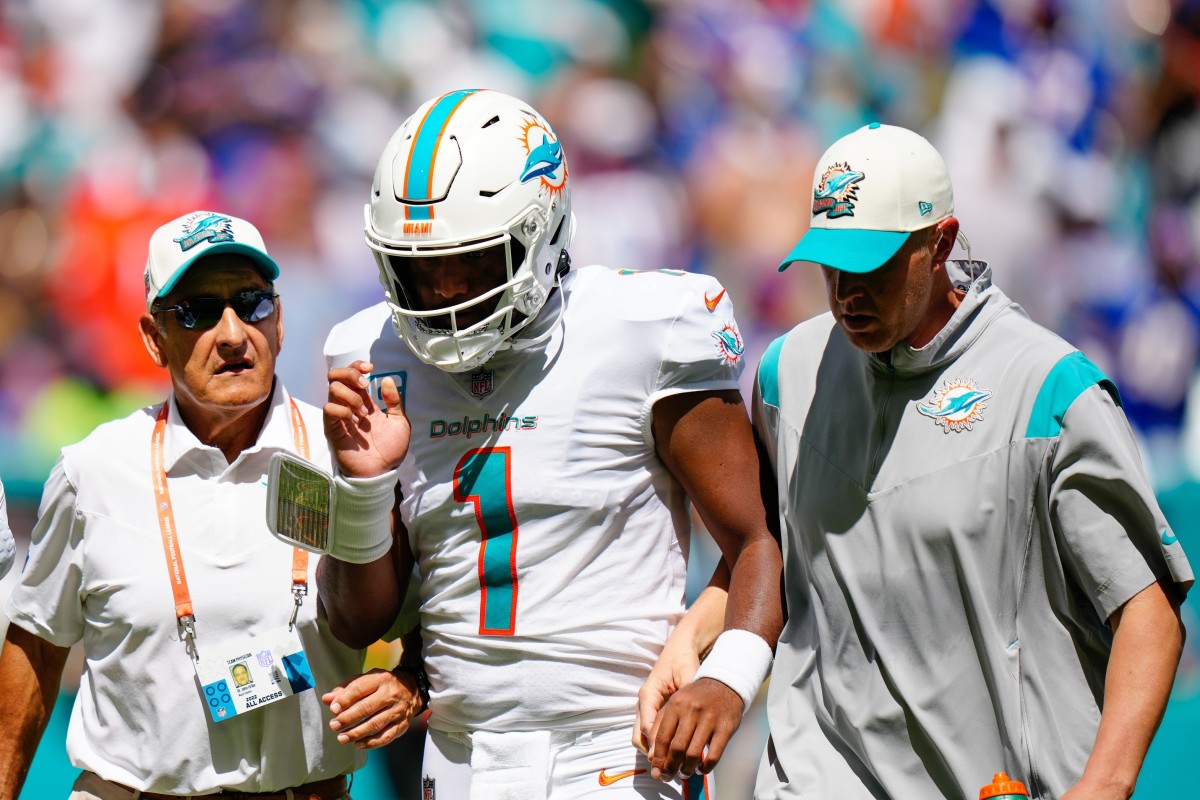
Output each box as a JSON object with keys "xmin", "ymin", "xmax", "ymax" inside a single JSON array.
[{"xmin": 916, "ymin": 378, "xmax": 992, "ymax": 433}]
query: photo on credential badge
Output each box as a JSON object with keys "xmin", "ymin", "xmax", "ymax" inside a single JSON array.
[{"xmin": 230, "ymin": 661, "xmax": 254, "ymax": 688}]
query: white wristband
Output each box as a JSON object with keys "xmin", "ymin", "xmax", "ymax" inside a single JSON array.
[
  {"xmin": 329, "ymin": 469, "xmax": 398, "ymax": 563},
  {"xmin": 692, "ymin": 629, "xmax": 773, "ymax": 712}
]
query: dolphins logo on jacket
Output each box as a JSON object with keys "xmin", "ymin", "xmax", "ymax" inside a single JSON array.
[{"xmin": 917, "ymin": 379, "xmax": 992, "ymax": 433}]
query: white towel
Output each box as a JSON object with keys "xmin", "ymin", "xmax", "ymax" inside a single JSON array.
[{"xmin": 469, "ymin": 730, "xmax": 552, "ymax": 800}]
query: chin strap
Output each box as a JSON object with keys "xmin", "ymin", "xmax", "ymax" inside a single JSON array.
[{"xmin": 554, "ymin": 249, "xmax": 572, "ymax": 281}]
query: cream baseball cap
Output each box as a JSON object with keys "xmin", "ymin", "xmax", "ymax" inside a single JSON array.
[
  {"xmin": 144, "ymin": 211, "xmax": 280, "ymax": 310},
  {"xmin": 779, "ymin": 122, "xmax": 953, "ymax": 273}
]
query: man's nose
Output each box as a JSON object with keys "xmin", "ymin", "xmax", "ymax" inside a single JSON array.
[
  {"xmin": 431, "ymin": 270, "xmax": 470, "ymax": 300},
  {"xmin": 213, "ymin": 304, "xmax": 249, "ymax": 345},
  {"xmin": 829, "ymin": 269, "xmax": 861, "ymax": 302}
]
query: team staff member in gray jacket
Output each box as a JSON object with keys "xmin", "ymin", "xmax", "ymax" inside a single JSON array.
[
  {"xmin": 753, "ymin": 123, "xmax": 1192, "ymax": 800},
  {"xmin": 0, "ymin": 211, "xmax": 413, "ymax": 799}
]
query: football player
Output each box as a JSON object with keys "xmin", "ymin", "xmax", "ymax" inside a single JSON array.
[{"xmin": 314, "ymin": 89, "xmax": 782, "ymax": 799}]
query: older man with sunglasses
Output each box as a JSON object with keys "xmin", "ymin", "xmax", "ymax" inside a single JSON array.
[{"xmin": 0, "ymin": 211, "xmax": 410, "ymax": 799}]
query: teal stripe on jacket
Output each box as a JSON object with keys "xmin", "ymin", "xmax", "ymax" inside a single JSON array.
[{"xmin": 1025, "ymin": 351, "xmax": 1120, "ymax": 438}]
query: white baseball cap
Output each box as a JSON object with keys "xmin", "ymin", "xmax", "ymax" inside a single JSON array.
[
  {"xmin": 779, "ymin": 122, "xmax": 953, "ymax": 273},
  {"xmin": 144, "ymin": 211, "xmax": 280, "ymax": 310}
]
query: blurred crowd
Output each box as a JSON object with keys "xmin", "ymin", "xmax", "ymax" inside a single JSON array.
[
  {"xmin": 1, "ymin": 0, "xmax": 1199, "ymax": 796},
  {"xmin": 2, "ymin": 0, "xmax": 1200, "ymax": 492}
]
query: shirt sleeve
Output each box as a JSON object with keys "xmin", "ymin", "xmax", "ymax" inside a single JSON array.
[
  {"xmin": 1048, "ymin": 385, "xmax": 1194, "ymax": 622},
  {"xmin": 4, "ymin": 456, "xmax": 89, "ymax": 646},
  {"xmin": 0, "ymin": 480, "xmax": 14, "ymax": 580},
  {"xmin": 648, "ymin": 275, "xmax": 745, "ymax": 403}
]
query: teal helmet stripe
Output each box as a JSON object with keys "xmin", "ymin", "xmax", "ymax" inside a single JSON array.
[
  {"xmin": 404, "ymin": 89, "xmax": 480, "ymax": 221},
  {"xmin": 1025, "ymin": 351, "xmax": 1121, "ymax": 438}
]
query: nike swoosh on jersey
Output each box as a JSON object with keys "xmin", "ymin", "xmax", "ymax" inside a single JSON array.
[
  {"xmin": 598, "ymin": 768, "xmax": 647, "ymax": 786},
  {"xmin": 704, "ymin": 289, "xmax": 726, "ymax": 312},
  {"xmin": 1162, "ymin": 528, "xmax": 1179, "ymax": 545}
]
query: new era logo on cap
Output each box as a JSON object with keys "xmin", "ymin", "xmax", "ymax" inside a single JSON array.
[
  {"xmin": 781, "ymin": 123, "xmax": 954, "ymax": 274},
  {"xmin": 145, "ymin": 211, "xmax": 281, "ymax": 311}
]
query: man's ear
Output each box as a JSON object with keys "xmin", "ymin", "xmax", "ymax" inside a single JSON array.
[
  {"xmin": 932, "ymin": 217, "xmax": 959, "ymax": 266},
  {"xmin": 139, "ymin": 313, "xmax": 168, "ymax": 368}
]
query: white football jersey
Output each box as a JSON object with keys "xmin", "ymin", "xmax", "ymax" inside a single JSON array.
[{"xmin": 325, "ymin": 264, "xmax": 746, "ymax": 732}]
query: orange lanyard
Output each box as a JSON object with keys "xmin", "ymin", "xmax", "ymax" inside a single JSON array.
[{"xmin": 152, "ymin": 398, "xmax": 311, "ymax": 649}]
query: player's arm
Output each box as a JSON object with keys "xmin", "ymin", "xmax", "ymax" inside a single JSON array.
[
  {"xmin": 648, "ymin": 388, "xmax": 784, "ymax": 779},
  {"xmin": 317, "ymin": 361, "xmax": 412, "ymax": 648},
  {"xmin": 635, "ymin": 560, "xmax": 729, "ymax": 753},
  {"xmin": 1062, "ymin": 579, "xmax": 1184, "ymax": 800},
  {"xmin": 0, "ymin": 626, "xmax": 70, "ymax": 798},
  {"xmin": 1049, "ymin": 381, "xmax": 1191, "ymax": 799}
]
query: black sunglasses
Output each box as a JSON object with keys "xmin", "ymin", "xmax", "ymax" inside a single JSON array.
[{"xmin": 154, "ymin": 290, "xmax": 279, "ymax": 331}]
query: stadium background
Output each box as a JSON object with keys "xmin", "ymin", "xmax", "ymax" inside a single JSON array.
[{"xmin": 0, "ymin": 0, "xmax": 1197, "ymax": 796}]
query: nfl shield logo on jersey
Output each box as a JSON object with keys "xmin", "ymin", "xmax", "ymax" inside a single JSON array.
[
  {"xmin": 422, "ymin": 776, "xmax": 436, "ymax": 800},
  {"xmin": 469, "ymin": 368, "xmax": 495, "ymax": 399}
]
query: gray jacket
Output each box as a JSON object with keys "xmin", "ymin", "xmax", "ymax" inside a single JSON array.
[{"xmin": 753, "ymin": 261, "xmax": 1192, "ymax": 799}]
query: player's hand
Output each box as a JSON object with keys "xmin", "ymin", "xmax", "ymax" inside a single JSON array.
[
  {"xmin": 634, "ymin": 638, "xmax": 702, "ymax": 754},
  {"xmin": 647, "ymin": 678, "xmax": 743, "ymax": 781},
  {"xmin": 324, "ymin": 360, "xmax": 410, "ymax": 478},
  {"xmin": 323, "ymin": 667, "xmax": 423, "ymax": 749}
]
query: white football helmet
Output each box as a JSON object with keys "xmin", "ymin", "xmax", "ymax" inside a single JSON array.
[{"xmin": 365, "ymin": 89, "xmax": 576, "ymax": 372}]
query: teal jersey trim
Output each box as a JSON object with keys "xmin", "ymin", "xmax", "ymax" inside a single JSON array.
[
  {"xmin": 758, "ymin": 334, "xmax": 787, "ymax": 408},
  {"xmin": 1025, "ymin": 351, "xmax": 1121, "ymax": 438},
  {"xmin": 683, "ymin": 772, "xmax": 709, "ymax": 799},
  {"xmin": 405, "ymin": 89, "xmax": 478, "ymax": 221}
]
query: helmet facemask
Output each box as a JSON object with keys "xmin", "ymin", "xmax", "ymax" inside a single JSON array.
[{"xmin": 370, "ymin": 221, "xmax": 548, "ymax": 371}]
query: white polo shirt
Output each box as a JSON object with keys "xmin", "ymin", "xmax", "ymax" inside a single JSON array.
[
  {"xmin": 5, "ymin": 383, "xmax": 367, "ymax": 794},
  {"xmin": 0, "ymin": 479, "xmax": 14, "ymax": 579}
]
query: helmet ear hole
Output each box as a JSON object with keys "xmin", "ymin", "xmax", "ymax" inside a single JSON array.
[{"xmin": 548, "ymin": 215, "xmax": 565, "ymax": 247}]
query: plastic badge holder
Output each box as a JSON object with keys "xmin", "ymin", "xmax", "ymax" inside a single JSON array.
[{"xmin": 266, "ymin": 451, "xmax": 336, "ymax": 555}]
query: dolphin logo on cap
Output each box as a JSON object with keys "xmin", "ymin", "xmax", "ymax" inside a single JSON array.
[{"xmin": 812, "ymin": 162, "xmax": 864, "ymax": 219}]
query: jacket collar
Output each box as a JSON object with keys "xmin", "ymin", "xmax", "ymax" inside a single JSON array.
[{"xmin": 867, "ymin": 260, "xmax": 1013, "ymax": 376}]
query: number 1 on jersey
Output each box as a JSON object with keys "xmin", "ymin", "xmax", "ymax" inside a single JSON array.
[{"xmin": 454, "ymin": 447, "xmax": 519, "ymax": 635}]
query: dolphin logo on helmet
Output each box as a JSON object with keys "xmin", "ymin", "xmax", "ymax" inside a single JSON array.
[{"xmin": 520, "ymin": 134, "xmax": 563, "ymax": 184}]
